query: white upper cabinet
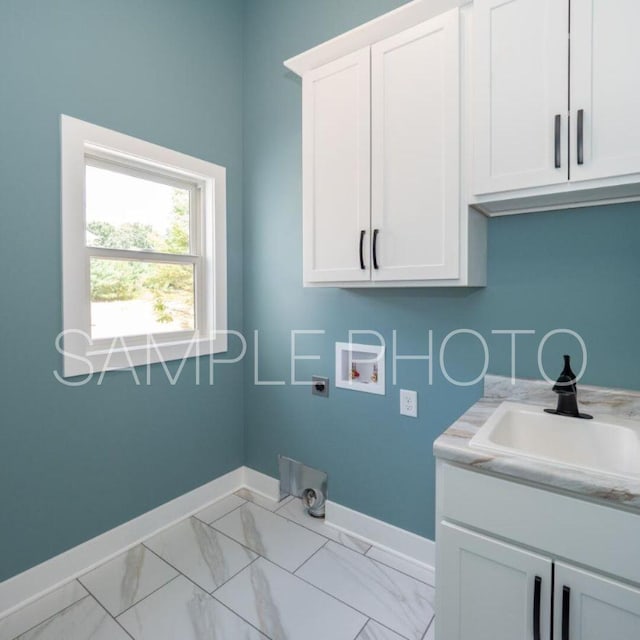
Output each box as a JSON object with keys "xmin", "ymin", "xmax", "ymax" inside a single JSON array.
[
  {"xmin": 371, "ymin": 13, "xmax": 460, "ymax": 281},
  {"xmin": 293, "ymin": 0, "xmax": 640, "ymax": 227},
  {"xmin": 302, "ymin": 50, "xmax": 371, "ymax": 283},
  {"xmin": 289, "ymin": 4, "xmax": 486, "ymax": 288},
  {"xmin": 570, "ymin": 0, "xmax": 640, "ymax": 182},
  {"xmin": 472, "ymin": 0, "xmax": 640, "ymax": 214},
  {"xmin": 473, "ymin": 0, "xmax": 569, "ymax": 195}
]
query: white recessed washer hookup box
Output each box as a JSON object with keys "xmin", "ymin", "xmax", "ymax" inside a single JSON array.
[{"xmin": 335, "ymin": 342, "xmax": 385, "ymax": 396}]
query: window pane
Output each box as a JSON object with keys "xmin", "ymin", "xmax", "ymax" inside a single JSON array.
[
  {"xmin": 85, "ymin": 164, "xmax": 191, "ymax": 255},
  {"xmin": 90, "ymin": 259, "xmax": 195, "ymax": 339}
]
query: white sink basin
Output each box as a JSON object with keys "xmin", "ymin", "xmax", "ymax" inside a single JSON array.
[{"xmin": 469, "ymin": 402, "xmax": 640, "ymax": 480}]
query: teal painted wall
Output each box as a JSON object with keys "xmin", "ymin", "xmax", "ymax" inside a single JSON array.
[
  {"xmin": 0, "ymin": 0, "xmax": 245, "ymax": 581},
  {"xmin": 242, "ymin": 0, "xmax": 640, "ymax": 540},
  {"xmin": 2, "ymin": 0, "xmax": 640, "ymax": 584}
]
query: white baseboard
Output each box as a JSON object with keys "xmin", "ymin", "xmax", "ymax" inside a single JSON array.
[
  {"xmin": 0, "ymin": 467, "xmax": 243, "ymax": 619},
  {"xmin": 241, "ymin": 468, "xmax": 435, "ymax": 569},
  {"xmin": 325, "ymin": 501, "xmax": 435, "ymax": 568},
  {"xmin": 242, "ymin": 466, "xmax": 280, "ymax": 501},
  {"xmin": 0, "ymin": 465, "xmax": 435, "ymax": 620}
]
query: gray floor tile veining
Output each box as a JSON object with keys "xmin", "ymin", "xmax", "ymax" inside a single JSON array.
[
  {"xmin": 0, "ymin": 581, "xmax": 88, "ymax": 640},
  {"xmin": 357, "ymin": 620, "xmax": 407, "ymax": 640},
  {"xmin": 213, "ymin": 502, "xmax": 326, "ymax": 572},
  {"xmin": 118, "ymin": 575, "xmax": 266, "ymax": 640},
  {"xmin": 145, "ymin": 516, "xmax": 257, "ymax": 592},
  {"xmin": 195, "ymin": 494, "xmax": 246, "ymax": 524},
  {"xmin": 215, "ymin": 557, "xmax": 367, "ymax": 640},
  {"xmin": 3, "ymin": 495, "xmax": 436, "ymax": 640},
  {"xmin": 79, "ymin": 544, "xmax": 178, "ymax": 616},
  {"xmin": 276, "ymin": 499, "xmax": 371, "ymax": 554},
  {"xmin": 15, "ymin": 596, "xmax": 129, "ymax": 640},
  {"xmin": 296, "ymin": 541, "xmax": 435, "ymax": 640},
  {"xmin": 365, "ymin": 547, "xmax": 435, "ymax": 586}
]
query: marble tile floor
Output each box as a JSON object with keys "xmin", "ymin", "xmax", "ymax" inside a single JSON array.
[{"xmin": 0, "ymin": 490, "xmax": 436, "ymax": 640}]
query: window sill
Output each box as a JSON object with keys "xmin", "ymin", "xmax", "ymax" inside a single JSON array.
[{"xmin": 58, "ymin": 333, "xmax": 228, "ymax": 380}]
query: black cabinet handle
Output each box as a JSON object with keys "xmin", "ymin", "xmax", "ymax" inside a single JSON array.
[
  {"xmin": 372, "ymin": 229, "xmax": 379, "ymax": 270},
  {"xmin": 562, "ymin": 586, "xmax": 571, "ymax": 640},
  {"xmin": 359, "ymin": 230, "xmax": 366, "ymax": 270},
  {"xmin": 533, "ymin": 576, "xmax": 542, "ymax": 640},
  {"xmin": 577, "ymin": 110, "xmax": 584, "ymax": 165},
  {"xmin": 554, "ymin": 115, "xmax": 561, "ymax": 168}
]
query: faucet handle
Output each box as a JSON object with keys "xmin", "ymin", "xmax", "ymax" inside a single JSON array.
[
  {"xmin": 545, "ymin": 354, "xmax": 593, "ymax": 419},
  {"xmin": 552, "ymin": 375, "xmax": 576, "ymax": 395},
  {"xmin": 552, "ymin": 354, "xmax": 577, "ymax": 395}
]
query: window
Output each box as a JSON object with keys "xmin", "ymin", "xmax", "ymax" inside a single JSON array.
[{"xmin": 60, "ymin": 116, "xmax": 227, "ymax": 377}]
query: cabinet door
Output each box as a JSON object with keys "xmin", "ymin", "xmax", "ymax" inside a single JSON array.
[
  {"xmin": 371, "ymin": 10, "xmax": 460, "ymax": 282},
  {"xmin": 554, "ymin": 562, "xmax": 640, "ymax": 640},
  {"xmin": 302, "ymin": 49, "xmax": 371, "ymax": 283},
  {"xmin": 571, "ymin": 0, "xmax": 640, "ymax": 182},
  {"xmin": 438, "ymin": 522, "xmax": 552, "ymax": 640},
  {"xmin": 472, "ymin": 0, "xmax": 569, "ymax": 195}
]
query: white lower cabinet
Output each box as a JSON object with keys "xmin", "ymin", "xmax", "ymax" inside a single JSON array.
[
  {"xmin": 554, "ymin": 562, "xmax": 640, "ymax": 640},
  {"xmin": 438, "ymin": 522, "xmax": 552, "ymax": 640},
  {"xmin": 436, "ymin": 463, "xmax": 640, "ymax": 640},
  {"xmin": 439, "ymin": 522, "xmax": 640, "ymax": 640}
]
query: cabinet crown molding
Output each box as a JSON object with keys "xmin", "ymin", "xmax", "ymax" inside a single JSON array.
[{"xmin": 284, "ymin": 0, "xmax": 467, "ymax": 76}]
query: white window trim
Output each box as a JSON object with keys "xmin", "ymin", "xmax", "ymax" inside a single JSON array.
[{"xmin": 60, "ymin": 115, "xmax": 228, "ymax": 378}]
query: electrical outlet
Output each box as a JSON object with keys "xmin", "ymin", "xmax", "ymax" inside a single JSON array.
[{"xmin": 400, "ymin": 389, "xmax": 418, "ymax": 418}]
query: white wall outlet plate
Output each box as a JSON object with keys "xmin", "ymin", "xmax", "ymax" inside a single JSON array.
[{"xmin": 400, "ymin": 389, "xmax": 418, "ymax": 418}]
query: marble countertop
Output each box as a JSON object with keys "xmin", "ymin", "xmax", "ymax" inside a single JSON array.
[{"xmin": 433, "ymin": 375, "xmax": 640, "ymax": 512}]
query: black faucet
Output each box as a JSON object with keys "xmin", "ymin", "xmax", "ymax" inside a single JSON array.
[{"xmin": 544, "ymin": 355, "xmax": 593, "ymax": 419}]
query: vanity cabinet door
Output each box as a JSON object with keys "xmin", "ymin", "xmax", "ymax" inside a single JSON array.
[
  {"xmin": 570, "ymin": 0, "xmax": 640, "ymax": 183},
  {"xmin": 437, "ymin": 522, "xmax": 552, "ymax": 640},
  {"xmin": 302, "ymin": 48, "xmax": 371, "ymax": 283},
  {"xmin": 472, "ymin": 0, "xmax": 569, "ymax": 195},
  {"xmin": 370, "ymin": 9, "xmax": 460, "ymax": 281},
  {"xmin": 554, "ymin": 562, "xmax": 640, "ymax": 640}
]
